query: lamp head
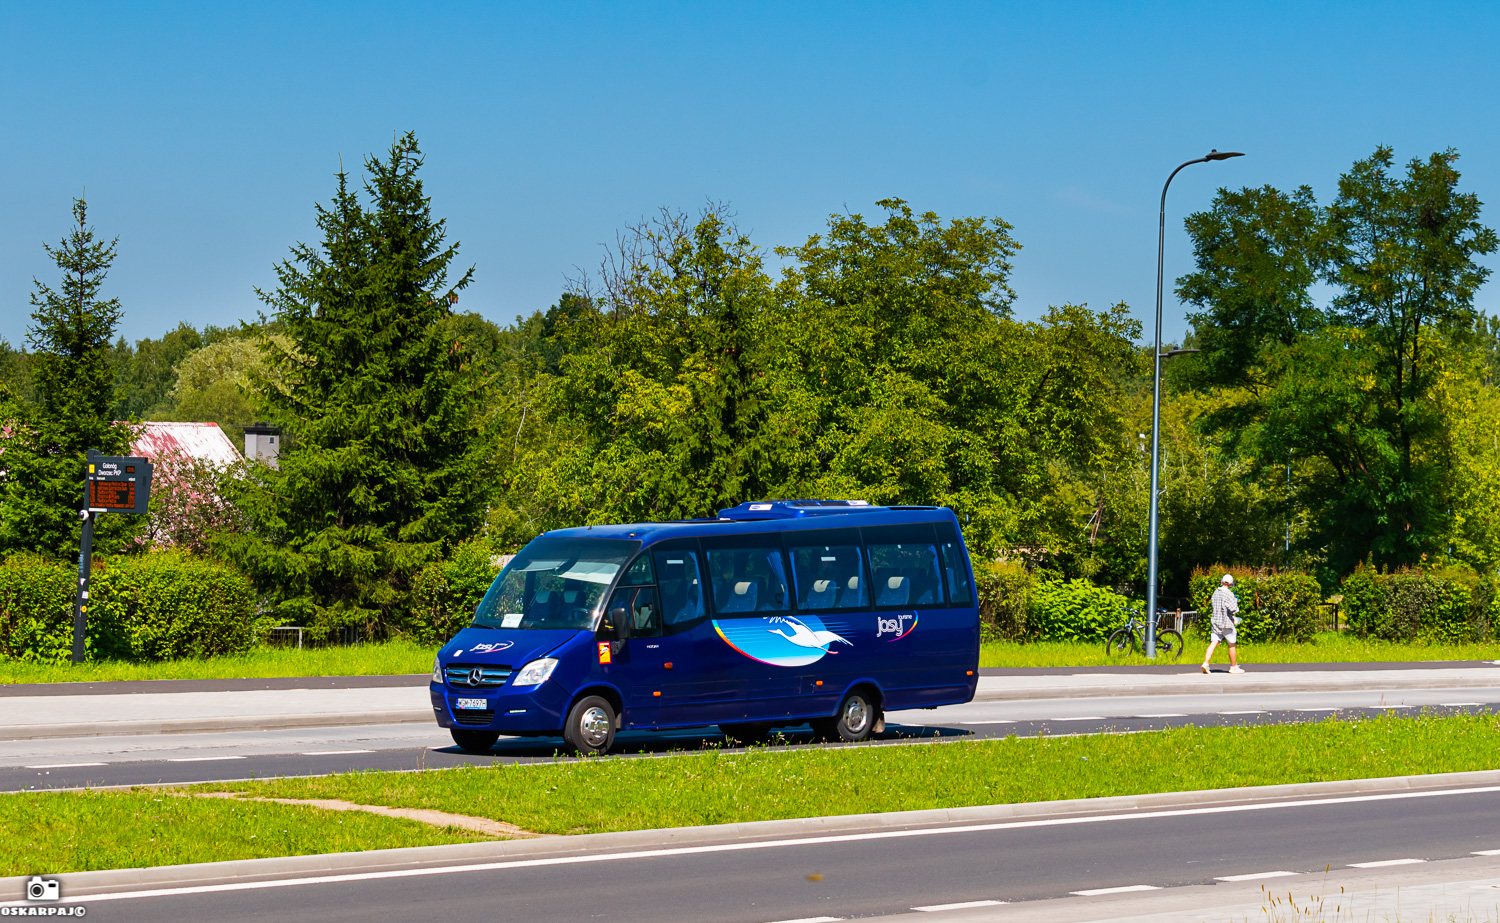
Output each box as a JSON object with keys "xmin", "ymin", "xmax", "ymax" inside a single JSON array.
[{"xmin": 1205, "ymin": 150, "xmax": 1245, "ymax": 161}]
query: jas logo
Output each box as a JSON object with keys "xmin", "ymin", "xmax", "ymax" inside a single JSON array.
[
  {"xmin": 877, "ymin": 613, "xmax": 916, "ymax": 640},
  {"xmin": 470, "ymin": 641, "xmax": 513, "ymax": 654}
]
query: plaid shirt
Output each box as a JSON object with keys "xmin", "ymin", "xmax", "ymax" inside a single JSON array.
[{"xmin": 1210, "ymin": 586, "xmax": 1240, "ymax": 632}]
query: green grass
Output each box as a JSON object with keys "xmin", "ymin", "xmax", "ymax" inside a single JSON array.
[
  {"xmin": 7, "ymin": 712, "xmax": 1498, "ymax": 873},
  {"xmin": 980, "ymin": 632, "xmax": 1500, "ymax": 668},
  {"xmin": 4, "ymin": 631, "xmax": 1494, "ymax": 683},
  {"xmin": 0, "ymin": 639, "xmax": 437, "ymax": 685},
  {"xmin": 0, "ymin": 789, "xmax": 486, "ymax": 876},
  {"xmin": 209, "ymin": 712, "xmax": 1500, "ymax": 836}
]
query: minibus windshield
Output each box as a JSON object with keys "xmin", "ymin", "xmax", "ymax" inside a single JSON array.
[{"xmin": 472, "ymin": 538, "xmax": 639, "ymax": 631}]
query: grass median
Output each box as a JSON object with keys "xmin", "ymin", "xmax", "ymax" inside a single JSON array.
[{"xmin": 6, "ymin": 711, "xmax": 1497, "ymax": 875}]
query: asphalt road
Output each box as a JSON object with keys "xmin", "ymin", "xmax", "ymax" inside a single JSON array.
[
  {"xmin": 6, "ymin": 685, "xmax": 1499, "ymax": 791},
  {"xmin": 47, "ymin": 780, "xmax": 1500, "ymax": 923}
]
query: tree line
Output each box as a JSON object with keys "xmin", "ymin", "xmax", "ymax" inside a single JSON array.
[{"xmin": 1, "ymin": 133, "xmax": 1495, "ymax": 639}]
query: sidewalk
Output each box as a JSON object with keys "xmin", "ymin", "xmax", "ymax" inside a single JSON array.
[{"xmin": 3, "ymin": 663, "xmax": 1499, "ymax": 740}]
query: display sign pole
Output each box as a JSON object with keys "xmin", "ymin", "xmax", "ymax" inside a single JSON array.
[
  {"xmin": 72, "ymin": 449, "xmax": 153, "ymax": 665},
  {"xmin": 71, "ymin": 509, "xmax": 94, "ymax": 665}
]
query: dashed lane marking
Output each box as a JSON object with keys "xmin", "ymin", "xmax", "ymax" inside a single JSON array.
[
  {"xmin": 1296, "ymin": 708, "xmax": 1340, "ymax": 712},
  {"xmin": 1349, "ymin": 858, "xmax": 1425, "ymax": 868},
  {"xmin": 1473, "ymin": 849, "xmax": 1500, "ymax": 856},
  {"xmin": 26, "ymin": 762, "xmax": 107, "ymax": 769},
  {"xmin": 1219, "ymin": 710, "xmax": 1266, "ymax": 715},
  {"xmin": 1133, "ymin": 714, "xmax": 1187, "ymax": 718},
  {"xmin": 1216, "ymin": 871, "xmax": 1299, "ymax": 882},
  {"xmin": 1443, "ymin": 703, "xmax": 1484, "ymax": 707},
  {"xmin": 301, "ymin": 750, "xmax": 375, "ymax": 756},
  {"xmin": 765, "ymin": 917, "xmax": 842, "ymax": 923},
  {"xmin": 955, "ymin": 720, "xmax": 1015, "ymax": 725},
  {"xmin": 913, "ymin": 900, "xmax": 1007, "ymax": 911},
  {"xmin": 166, "ymin": 756, "xmax": 246, "ymax": 763},
  {"xmin": 1071, "ymin": 885, "xmax": 1160, "ymax": 896},
  {"xmin": 1051, "ymin": 716, "xmax": 1108, "ymax": 722}
]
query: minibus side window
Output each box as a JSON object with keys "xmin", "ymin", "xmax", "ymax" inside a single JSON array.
[
  {"xmin": 935, "ymin": 521, "xmax": 974, "ymax": 605},
  {"xmin": 654, "ymin": 550, "xmax": 707, "ymax": 632},
  {"xmin": 788, "ymin": 541, "xmax": 869, "ymax": 610},
  {"xmin": 863, "ymin": 523, "xmax": 944, "ymax": 608},
  {"xmin": 705, "ymin": 547, "xmax": 791, "ymax": 615}
]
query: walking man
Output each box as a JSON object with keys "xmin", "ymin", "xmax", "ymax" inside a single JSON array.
[{"xmin": 1203, "ymin": 573, "xmax": 1244, "ymax": 674}]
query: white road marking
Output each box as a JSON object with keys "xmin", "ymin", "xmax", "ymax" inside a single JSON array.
[
  {"xmin": 1133, "ymin": 714, "xmax": 1186, "ymax": 718},
  {"xmin": 1296, "ymin": 708, "xmax": 1339, "ymax": 712},
  {"xmin": 1071, "ymin": 884, "xmax": 1160, "ymax": 896},
  {"xmin": 956, "ymin": 720, "xmax": 1015, "ymax": 725},
  {"xmin": 1472, "ymin": 849, "xmax": 1500, "ymax": 856},
  {"xmin": 1443, "ymin": 703, "xmax": 1484, "ymax": 707},
  {"xmin": 301, "ymin": 750, "xmax": 375, "ymax": 756},
  {"xmin": 1051, "ymin": 716, "xmax": 1108, "ymax": 722},
  {"xmin": 25, "ymin": 784, "xmax": 1500, "ymax": 906},
  {"xmin": 1349, "ymin": 858, "xmax": 1425, "ymax": 868},
  {"xmin": 166, "ymin": 756, "xmax": 246, "ymax": 763},
  {"xmin": 1215, "ymin": 870, "xmax": 1298, "ymax": 882},
  {"xmin": 25, "ymin": 762, "xmax": 107, "ymax": 769},
  {"xmin": 1219, "ymin": 710, "xmax": 1266, "ymax": 715},
  {"xmin": 1370, "ymin": 705, "xmax": 1410, "ymax": 709},
  {"xmin": 766, "ymin": 918, "xmax": 842, "ymax": 923},
  {"xmin": 913, "ymin": 900, "xmax": 1006, "ymax": 911}
]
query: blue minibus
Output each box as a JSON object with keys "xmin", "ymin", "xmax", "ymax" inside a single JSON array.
[{"xmin": 429, "ymin": 500, "xmax": 980, "ymax": 754}]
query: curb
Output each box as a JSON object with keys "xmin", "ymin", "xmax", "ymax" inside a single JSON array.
[
  {"xmin": 0, "ymin": 710, "xmax": 434, "ymax": 740},
  {"xmin": 15, "ymin": 767, "xmax": 1500, "ymax": 898}
]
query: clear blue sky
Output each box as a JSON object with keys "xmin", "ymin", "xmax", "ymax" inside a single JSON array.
[{"xmin": 3, "ymin": 2, "xmax": 1498, "ymax": 348}]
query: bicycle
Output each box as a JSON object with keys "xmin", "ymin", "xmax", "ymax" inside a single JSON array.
[{"xmin": 1105, "ymin": 607, "xmax": 1184, "ymax": 660}]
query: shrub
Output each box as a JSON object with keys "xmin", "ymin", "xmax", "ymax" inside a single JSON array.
[
  {"xmin": 1188, "ymin": 566, "xmax": 1320, "ymax": 642},
  {"xmin": 1340, "ymin": 565, "xmax": 1496, "ymax": 643},
  {"xmin": 0, "ymin": 552, "xmax": 260, "ymax": 663},
  {"xmin": 407, "ymin": 538, "xmax": 504, "ymax": 645},
  {"xmin": 974, "ymin": 561, "xmax": 1035, "ymax": 641},
  {"xmin": 1027, "ymin": 579, "xmax": 1132, "ymax": 642}
]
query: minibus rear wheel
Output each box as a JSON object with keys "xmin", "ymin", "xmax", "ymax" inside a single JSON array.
[
  {"xmin": 813, "ymin": 690, "xmax": 877, "ymax": 743},
  {"xmin": 563, "ymin": 695, "xmax": 617, "ymax": 756},
  {"xmin": 450, "ymin": 729, "xmax": 500, "ymax": 754}
]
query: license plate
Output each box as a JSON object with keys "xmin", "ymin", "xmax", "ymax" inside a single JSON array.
[{"xmin": 453, "ymin": 697, "xmax": 487, "ymax": 710}]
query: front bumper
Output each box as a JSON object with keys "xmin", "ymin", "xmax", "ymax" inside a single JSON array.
[{"xmin": 430, "ymin": 680, "xmax": 569, "ymax": 733}]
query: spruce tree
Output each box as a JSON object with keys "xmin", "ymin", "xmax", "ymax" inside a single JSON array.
[
  {"xmin": 224, "ymin": 133, "xmax": 491, "ymax": 637},
  {"xmin": 0, "ymin": 197, "xmax": 135, "ymax": 557}
]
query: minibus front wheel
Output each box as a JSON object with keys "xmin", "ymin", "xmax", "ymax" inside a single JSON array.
[
  {"xmin": 563, "ymin": 695, "xmax": 617, "ymax": 756},
  {"xmin": 813, "ymin": 689, "xmax": 879, "ymax": 743}
]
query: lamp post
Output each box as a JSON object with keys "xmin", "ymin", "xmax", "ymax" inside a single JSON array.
[{"xmin": 1145, "ymin": 149, "xmax": 1243, "ymax": 658}]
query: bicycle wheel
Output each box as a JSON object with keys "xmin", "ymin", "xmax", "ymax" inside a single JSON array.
[
  {"xmin": 1154, "ymin": 629, "xmax": 1185, "ymax": 662},
  {"xmin": 1105, "ymin": 627, "xmax": 1137, "ymax": 656}
]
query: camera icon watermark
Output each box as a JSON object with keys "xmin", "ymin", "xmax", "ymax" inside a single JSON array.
[{"xmin": 0, "ymin": 876, "xmax": 86, "ymax": 916}]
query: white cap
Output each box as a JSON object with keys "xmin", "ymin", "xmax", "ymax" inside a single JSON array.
[{"xmin": 1222, "ymin": 574, "xmax": 1235, "ymax": 586}]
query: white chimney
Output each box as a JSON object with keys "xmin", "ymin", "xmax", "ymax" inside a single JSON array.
[{"xmin": 243, "ymin": 423, "xmax": 281, "ymax": 468}]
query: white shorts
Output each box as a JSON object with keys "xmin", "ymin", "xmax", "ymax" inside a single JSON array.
[{"xmin": 1211, "ymin": 625, "xmax": 1237, "ymax": 644}]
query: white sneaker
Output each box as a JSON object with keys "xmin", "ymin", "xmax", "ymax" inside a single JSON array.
[
  {"xmin": 1229, "ymin": 665, "xmax": 1244, "ymax": 674},
  {"xmin": 1200, "ymin": 663, "xmax": 1210, "ymax": 674}
]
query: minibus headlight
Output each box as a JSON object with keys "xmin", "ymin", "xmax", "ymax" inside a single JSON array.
[
  {"xmin": 512, "ymin": 657, "xmax": 559, "ymax": 687},
  {"xmin": 431, "ymin": 657, "xmax": 444, "ymax": 684}
]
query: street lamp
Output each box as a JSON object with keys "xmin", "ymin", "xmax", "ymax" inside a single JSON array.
[{"xmin": 1144, "ymin": 150, "xmax": 1243, "ymax": 658}]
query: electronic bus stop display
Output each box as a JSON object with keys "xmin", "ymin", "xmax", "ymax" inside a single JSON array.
[{"xmin": 85, "ymin": 453, "xmax": 152, "ymax": 515}]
